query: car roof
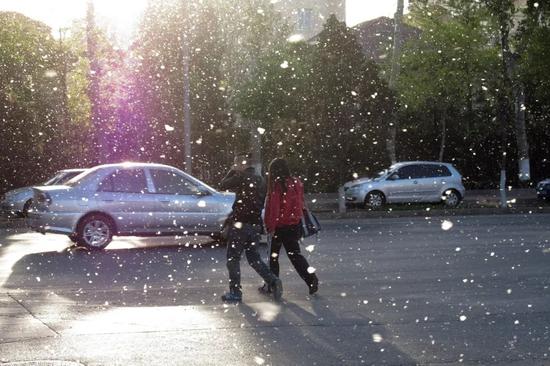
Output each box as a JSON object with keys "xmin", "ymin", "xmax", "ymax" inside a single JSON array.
[
  {"xmin": 392, "ymin": 161, "xmax": 455, "ymax": 168},
  {"xmin": 92, "ymin": 162, "xmax": 179, "ymax": 170},
  {"xmin": 59, "ymin": 168, "xmax": 88, "ymax": 173}
]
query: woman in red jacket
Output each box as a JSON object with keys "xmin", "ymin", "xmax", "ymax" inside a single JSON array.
[{"xmin": 262, "ymin": 158, "xmax": 319, "ymax": 295}]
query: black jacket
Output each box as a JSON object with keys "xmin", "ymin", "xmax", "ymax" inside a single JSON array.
[{"xmin": 219, "ymin": 167, "xmax": 266, "ymax": 225}]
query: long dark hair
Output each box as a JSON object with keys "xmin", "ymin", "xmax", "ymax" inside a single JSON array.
[{"xmin": 267, "ymin": 158, "xmax": 291, "ymax": 195}]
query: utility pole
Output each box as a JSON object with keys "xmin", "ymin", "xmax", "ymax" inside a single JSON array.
[
  {"xmin": 86, "ymin": 1, "xmax": 101, "ymax": 164},
  {"xmin": 182, "ymin": 0, "xmax": 192, "ymax": 174},
  {"xmin": 58, "ymin": 28, "xmax": 69, "ymax": 128},
  {"xmin": 386, "ymin": 0, "xmax": 404, "ymax": 165},
  {"xmin": 496, "ymin": 2, "xmax": 514, "ymax": 208}
]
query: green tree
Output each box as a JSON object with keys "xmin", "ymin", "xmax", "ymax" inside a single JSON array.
[
  {"xmin": 0, "ymin": 12, "xmax": 65, "ymax": 191},
  {"xmin": 517, "ymin": 0, "xmax": 550, "ymax": 180},
  {"xmin": 308, "ymin": 15, "xmax": 392, "ymax": 190},
  {"xmin": 399, "ymin": 1, "xmax": 500, "ymax": 162},
  {"xmin": 234, "ymin": 15, "xmax": 393, "ymax": 191}
]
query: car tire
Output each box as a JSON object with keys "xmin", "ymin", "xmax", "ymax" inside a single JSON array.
[
  {"xmin": 443, "ymin": 189, "xmax": 461, "ymax": 208},
  {"xmin": 76, "ymin": 214, "xmax": 115, "ymax": 250},
  {"xmin": 364, "ymin": 191, "xmax": 385, "ymax": 209},
  {"xmin": 22, "ymin": 199, "xmax": 33, "ymax": 218}
]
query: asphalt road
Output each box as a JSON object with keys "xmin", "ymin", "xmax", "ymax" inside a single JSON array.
[{"xmin": 0, "ymin": 214, "xmax": 549, "ymax": 366}]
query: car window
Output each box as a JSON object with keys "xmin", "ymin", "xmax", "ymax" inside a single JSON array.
[
  {"xmin": 150, "ymin": 169, "xmax": 201, "ymax": 195},
  {"xmin": 435, "ymin": 165, "xmax": 452, "ymax": 177},
  {"xmin": 56, "ymin": 171, "xmax": 83, "ymax": 184},
  {"xmin": 44, "ymin": 173, "xmax": 62, "ymax": 185},
  {"xmin": 419, "ymin": 164, "xmax": 450, "ymax": 178},
  {"xmin": 396, "ymin": 165, "xmax": 423, "ymax": 179},
  {"xmin": 98, "ymin": 169, "xmax": 148, "ymax": 193}
]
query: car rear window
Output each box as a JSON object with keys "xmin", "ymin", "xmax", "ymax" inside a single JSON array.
[{"xmin": 98, "ymin": 169, "xmax": 148, "ymax": 193}]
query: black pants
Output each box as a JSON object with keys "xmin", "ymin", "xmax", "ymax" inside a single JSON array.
[
  {"xmin": 226, "ymin": 223, "xmax": 277, "ymax": 294},
  {"xmin": 270, "ymin": 224, "xmax": 317, "ymax": 288}
]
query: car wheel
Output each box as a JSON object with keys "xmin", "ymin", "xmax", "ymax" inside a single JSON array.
[
  {"xmin": 364, "ymin": 191, "xmax": 385, "ymax": 209},
  {"xmin": 22, "ymin": 199, "xmax": 33, "ymax": 217},
  {"xmin": 443, "ymin": 189, "xmax": 461, "ymax": 208},
  {"xmin": 76, "ymin": 214, "xmax": 114, "ymax": 250}
]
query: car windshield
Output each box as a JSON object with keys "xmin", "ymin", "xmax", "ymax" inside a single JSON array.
[
  {"xmin": 44, "ymin": 170, "xmax": 85, "ymax": 185},
  {"xmin": 43, "ymin": 172, "xmax": 67, "ymax": 186},
  {"xmin": 374, "ymin": 169, "xmax": 389, "ymax": 180},
  {"xmin": 64, "ymin": 168, "xmax": 98, "ymax": 187}
]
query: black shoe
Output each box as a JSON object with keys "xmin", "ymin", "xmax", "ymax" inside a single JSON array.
[
  {"xmin": 309, "ymin": 276, "xmax": 319, "ymax": 295},
  {"xmin": 221, "ymin": 291, "xmax": 242, "ymax": 303},
  {"xmin": 272, "ymin": 278, "xmax": 283, "ymax": 301},
  {"xmin": 258, "ymin": 283, "xmax": 272, "ymax": 295}
]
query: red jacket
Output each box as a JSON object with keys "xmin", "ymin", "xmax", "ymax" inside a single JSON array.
[{"xmin": 264, "ymin": 177, "xmax": 304, "ymax": 233}]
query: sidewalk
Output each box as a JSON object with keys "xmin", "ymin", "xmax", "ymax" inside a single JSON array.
[{"xmin": 306, "ymin": 188, "xmax": 549, "ymax": 219}]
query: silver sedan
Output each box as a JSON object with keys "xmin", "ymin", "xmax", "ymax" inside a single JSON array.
[
  {"xmin": 1, "ymin": 169, "xmax": 87, "ymax": 217},
  {"xmin": 27, "ymin": 163, "xmax": 235, "ymax": 250}
]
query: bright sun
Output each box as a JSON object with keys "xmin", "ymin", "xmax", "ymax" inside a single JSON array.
[{"xmin": 0, "ymin": 0, "xmax": 148, "ymax": 42}]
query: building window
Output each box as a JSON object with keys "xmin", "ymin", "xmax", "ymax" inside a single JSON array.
[{"xmin": 298, "ymin": 8, "xmax": 313, "ymax": 33}]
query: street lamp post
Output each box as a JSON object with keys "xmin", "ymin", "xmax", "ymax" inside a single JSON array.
[{"xmin": 182, "ymin": 0, "xmax": 192, "ymax": 174}]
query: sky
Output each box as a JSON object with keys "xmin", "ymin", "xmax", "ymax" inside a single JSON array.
[
  {"xmin": 0, "ymin": 0, "xmax": 148, "ymax": 43},
  {"xmin": 0, "ymin": 0, "xmax": 405, "ymax": 42},
  {"xmin": 346, "ymin": 0, "xmax": 408, "ymax": 27}
]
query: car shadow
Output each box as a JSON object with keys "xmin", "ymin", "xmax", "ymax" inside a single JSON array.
[{"xmin": 2, "ymin": 235, "xmax": 271, "ymax": 307}]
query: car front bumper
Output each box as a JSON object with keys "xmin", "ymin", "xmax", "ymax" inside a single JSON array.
[
  {"xmin": 344, "ymin": 189, "xmax": 365, "ymax": 207},
  {"xmin": 1, "ymin": 200, "xmax": 23, "ymax": 217}
]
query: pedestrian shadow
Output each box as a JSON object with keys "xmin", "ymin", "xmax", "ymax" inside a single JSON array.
[{"xmin": 236, "ymin": 297, "xmax": 418, "ymax": 365}]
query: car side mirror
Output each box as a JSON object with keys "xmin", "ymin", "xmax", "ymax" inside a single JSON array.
[{"xmin": 388, "ymin": 174, "xmax": 399, "ymax": 181}]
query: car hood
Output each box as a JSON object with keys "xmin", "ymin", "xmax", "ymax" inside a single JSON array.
[{"xmin": 345, "ymin": 177, "xmax": 374, "ymax": 188}]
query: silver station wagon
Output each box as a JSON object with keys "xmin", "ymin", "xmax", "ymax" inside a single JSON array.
[
  {"xmin": 344, "ymin": 161, "xmax": 466, "ymax": 209},
  {"xmin": 27, "ymin": 163, "xmax": 235, "ymax": 249}
]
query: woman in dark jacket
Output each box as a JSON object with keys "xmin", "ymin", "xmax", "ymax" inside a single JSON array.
[{"xmin": 262, "ymin": 158, "xmax": 319, "ymax": 295}]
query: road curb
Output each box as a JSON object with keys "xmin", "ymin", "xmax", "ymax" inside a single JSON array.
[
  {"xmin": 2, "ymin": 205, "xmax": 550, "ymax": 230},
  {"xmin": 313, "ymin": 206, "xmax": 550, "ymax": 220}
]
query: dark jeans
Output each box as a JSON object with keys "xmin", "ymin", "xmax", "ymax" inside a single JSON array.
[
  {"xmin": 226, "ymin": 223, "xmax": 276, "ymax": 294},
  {"xmin": 270, "ymin": 224, "xmax": 318, "ymax": 287}
]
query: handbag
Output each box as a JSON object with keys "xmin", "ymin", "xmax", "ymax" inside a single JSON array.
[{"xmin": 301, "ymin": 208, "xmax": 321, "ymax": 238}]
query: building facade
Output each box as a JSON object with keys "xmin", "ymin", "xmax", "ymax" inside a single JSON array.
[{"xmin": 272, "ymin": 0, "xmax": 345, "ymax": 40}]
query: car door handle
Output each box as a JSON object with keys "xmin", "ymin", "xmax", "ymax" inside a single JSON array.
[
  {"xmin": 102, "ymin": 199, "xmax": 114, "ymax": 202},
  {"xmin": 160, "ymin": 200, "xmax": 171, "ymax": 204},
  {"xmin": 413, "ymin": 181, "xmax": 418, "ymax": 184}
]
